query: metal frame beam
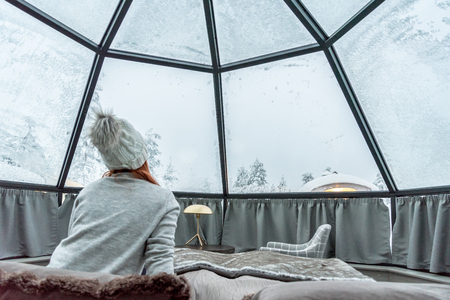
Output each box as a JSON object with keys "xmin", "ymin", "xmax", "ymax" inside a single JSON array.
[
  {"xmin": 0, "ymin": 180, "xmax": 82, "ymax": 194},
  {"xmin": 57, "ymin": 54, "xmax": 105, "ymax": 189},
  {"xmin": 219, "ymin": 43, "xmax": 321, "ymax": 73},
  {"xmin": 107, "ymin": 50, "xmax": 214, "ymax": 73},
  {"xmin": 284, "ymin": 0, "xmax": 327, "ymax": 46},
  {"xmin": 326, "ymin": 0, "xmax": 385, "ymax": 46},
  {"xmin": 324, "ymin": 47, "xmax": 397, "ymax": 192},
  {"xmin": 2, "ymin": 179, "xmax": 449, "ymax": 199},
  {"xmin": 99, "ymin": 0, "xmax": 133, "ymax": 53},
  {"xmin": 203, "ymin": 0, "xmax": 229, "ymax": 223}
]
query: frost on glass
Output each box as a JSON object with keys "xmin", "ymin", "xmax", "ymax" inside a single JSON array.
[
  {"xmin": 223, "ymin": 53, "xmax": 383, "ymax": 193},
  {"xmin": 25, "ymin": 0, "xmax": 119, "ymax": 43},
  {"xmin": 214, "ymin": 0, "xmax": 315, "ymax": 64},
  {"xmin": 67, "ymin": 58, "xmax": 221, "ymax": 192},
  {"xmin": 111, "ymin": 0, "xmax": 211, "ymax": 65},
  {"xmin": 0, "ymin": 2, "xmax": 93, "ymax": 185},
  {"xmin": 302, "ymin": 0, "xmax": 370, "ymax": 35},
  {"xmin": 335, "ymin": 0, "xmax": 450, "ymax": 189}
]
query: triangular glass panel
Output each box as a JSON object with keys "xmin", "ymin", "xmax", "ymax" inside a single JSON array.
[
  {"xmin": 25, "ymin": 0, "xmax": 119, "ymax": 43},
  {"xmin": 0, "ymin": 2, "xmax": 94, "ymax": 185},
  {"xmin": 335, "ymin": 0, "xmax": 450, "ymax": 189},
  {"xmin": 302, "ymin": 0, "xmax": 370, "ymax": 36},
  {"xmin": 68, "ymin": 58, "xmax": 221, "ymax": 192},
  {"xmin": 223, "ymin": 52, "xmax": 386, "ymax": 193},
  {"xmin": 214, "ymin": 0, "xmax": 316, "ymax": 64},
  {"xmin": 111, "ymin": 0, "xmax": 211, "ymax": 65}
]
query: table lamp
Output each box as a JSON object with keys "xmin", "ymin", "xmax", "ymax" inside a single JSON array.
[{"xmin": 183, "ymin": 204, "xmax": 212, "ymax": 246}]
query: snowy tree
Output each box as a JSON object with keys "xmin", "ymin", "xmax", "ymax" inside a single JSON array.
[
  {"xmin": 233, "ymin": 159, "xmax": 269, "ymax": 192},
  {"xmin": 373, "ymin": 173, "xmax": 388, "ymax": 191},
  {"xmin": 163, "ymin": 158, "xmax": 178, "ymax": 189},
  {"xmin": 249, "ymin": 158, "xmax": 267, "ymax": 187},
  {"xmin": 234, "ymin": 166, "xmax": 250, "ymax": 191},
  {"xmin": 270, "ymin": 184, "xmax": 276, "ymax": 192},
  {"xmin": 0, "ymin": 118, "xmax": 49, "ymax": 183},
  {"xmin": 302, "ymin": 172, "xmax": 314, "ymax": 185},
  {"xmin": 68, "ymin": 135, "xmax": 104, "ymax": 185},
  {"xmin": 144, "ymin": 129, "xmax": 161, "ymax": 173},
  {"xmin": 278, "ymin": 175, "xmax": 287, "ymax": 192}
]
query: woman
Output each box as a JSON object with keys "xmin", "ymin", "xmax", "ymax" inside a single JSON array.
[{"xmin": 48, "ymin": 109, "xmax": 180, "ymax": 276}]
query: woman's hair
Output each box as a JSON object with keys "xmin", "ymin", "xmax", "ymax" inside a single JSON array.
[{"xmin": 103, "ymin": 161, "xmax": 160, "ymax": 186}]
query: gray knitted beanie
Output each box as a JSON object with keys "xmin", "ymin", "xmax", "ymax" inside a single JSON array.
[{"xmin": 88, "ymin": 109, "xmax": 148, "ymax": 170}]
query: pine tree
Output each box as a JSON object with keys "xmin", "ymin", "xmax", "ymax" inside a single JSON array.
[
  {"xmin": 302, "ymin": 172, "xmax": 314, "ymax": 185},
  {"xmin": 14, "ymin": 118, "xmax": 49, "ymax": 182},
  {"xmin": 278, "ymin": 175, "xmax": 287, "ymax": 192},
  {"xmin": 249, "ymin": 158, "xmax": 267, "ymax": 187},
  {"xmin": 163, "ymin": 158, "xmax": 178, "ymax": 189},
  {"xmin": 373, "ymin": 173, "xmax": 387, "ymax": 191},
  {"xmin": 69, "ymin": 136, "xmax": 104, "ymax": 185},
  {"xmin": 270, "ymin": 184, "xmax": 276, "ymax": 192},
  {"xmin": 234, "ymin": 166, "xmax": 249, "ymax": 191},
  {"xmin": 144, "ymin": 129, "xmax": 161, "ymax": 173}
]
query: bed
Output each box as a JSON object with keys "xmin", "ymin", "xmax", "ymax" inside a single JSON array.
[
  {"xmin": 174, "ymin": 248, "xmax": 372, "ymax": 300},
  {"xmin": 173, "ymin": 248, "xmax": 450, "ymax": 300}
]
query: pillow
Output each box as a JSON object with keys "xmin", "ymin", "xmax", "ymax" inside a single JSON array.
[
  {"xmin": 249, "ymin": 280, "xmax": 450, "ymax": 300},
  {"xmin": 183, "ymin": 269, "xmax": 282, "ymax": 300},
  {"xmin": 0, "ymin": 261, "xmax": 190, "ymax": 300}
]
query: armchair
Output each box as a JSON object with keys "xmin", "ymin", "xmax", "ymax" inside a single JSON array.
[{"xmin": 259, "ymin": 224, "xmax": 331, "ymax": 258}]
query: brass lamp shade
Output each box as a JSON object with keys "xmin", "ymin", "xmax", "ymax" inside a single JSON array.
[
  {"xmin": 183, "ymin": 204, "xmax": 213, "ymax": 215},
  {"xmin": 183, "ymin": 204, "xmax": 212, "ymax": 246}
]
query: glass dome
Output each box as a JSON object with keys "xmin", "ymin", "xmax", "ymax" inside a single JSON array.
[{"xmin": 1, "ymin": 0, "xmax": 449, "ymax": 197}]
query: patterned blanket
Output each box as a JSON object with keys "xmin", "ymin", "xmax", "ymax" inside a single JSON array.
[{"xmin": 174, "ymin": 248, "xmax": 374, "ymax": 282}]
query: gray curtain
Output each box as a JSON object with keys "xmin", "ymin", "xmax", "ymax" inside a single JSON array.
[
  {"xmin": 222, "ymin": 198, "xmax": 391, "ymax": 264},
  {"xmin": 392, "ymin": 194, "xmax": 450, "ymax": 273},
  {"xmin": 0, "ymin": 188, "xmax": 58, "ymax": 259},
  {"xmin": 56, "ymin": 193, "xmax": 77, "ymax": 242},
  {"xmin": 335, "ymin": 198, "xmax": 391, "ymax": 264},
  {"xmin": 175, "ymin": 197, "xmax": 223, "ymax": 246}
]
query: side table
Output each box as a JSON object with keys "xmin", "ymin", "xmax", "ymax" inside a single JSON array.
[{"xmin": 175, "ymin": 244, "xmax": 235, "ymax": 254}]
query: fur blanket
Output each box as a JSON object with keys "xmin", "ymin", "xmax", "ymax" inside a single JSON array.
[{"xmin": 0, "ymin": 265, "xmax": 190, "ymax": 300}]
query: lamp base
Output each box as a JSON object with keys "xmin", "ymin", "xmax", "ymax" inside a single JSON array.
[{"xmin": 185, "ymin": 233, "xmax": 207, "ymax": 246}]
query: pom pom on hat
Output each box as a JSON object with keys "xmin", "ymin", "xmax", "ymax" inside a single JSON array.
[
  {"xmin": 89, "ymin": 108, "xmax": 122, "ymax": 152},
  {"xmin": 88, "ymin": 108, "xmax": 148, "ymax": 170}
]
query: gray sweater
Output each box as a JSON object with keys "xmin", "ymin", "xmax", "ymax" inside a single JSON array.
[{"xmin": 48, "ymin": 172, "xmax": 180, "ymax": 276}]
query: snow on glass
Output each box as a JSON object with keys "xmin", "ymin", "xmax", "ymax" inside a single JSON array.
[
  {"xmin": 301, "ymin": 0, "xmax": 371, "ymax": 36},
  {"xmin": 0, "ymin": 2, "xmax": 93, "ymax": 185},
  {"xmin": 112, "ymin": 0, "xmax": 211, "ymax": 65},
  {"xmin": 335, "ymin": 0, "xmax": 450, "ymax": 189},
  {"xmin": 213, "ymin": 0, "xmax": 315, "ymax": 64},
  {"xmin": 25, "ymin": 0, "xmax": 119, "ymax": 43}
]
